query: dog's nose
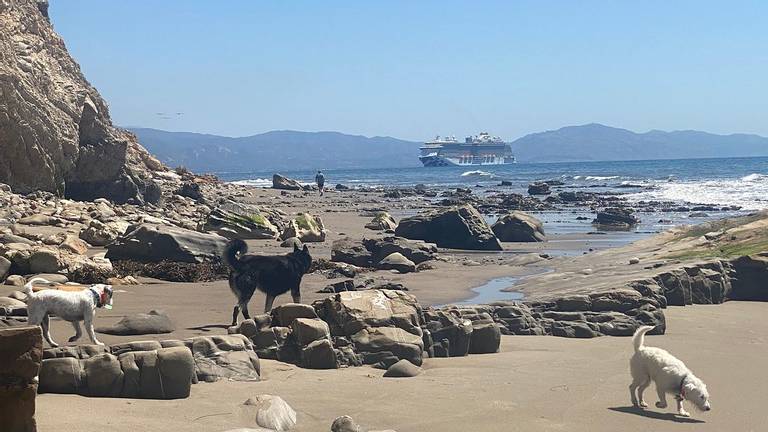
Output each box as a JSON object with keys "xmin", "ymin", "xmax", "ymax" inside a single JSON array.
[{"xmin": 705, "ymin": 406, "xmax": 711, "ymax": 411}]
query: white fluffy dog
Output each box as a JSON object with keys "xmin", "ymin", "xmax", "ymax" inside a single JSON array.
[
  {"xmin": 24, "ymin": 277, "xmax": 114, "ymax": 347},
  {"xmin": 629, "ymin": 325, "xmax": 711, "ymax": 417}
]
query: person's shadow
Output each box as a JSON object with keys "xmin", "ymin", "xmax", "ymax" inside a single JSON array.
[{"xmin": 608, "ymin": 406, "xmax": 705, "ymax": 424}]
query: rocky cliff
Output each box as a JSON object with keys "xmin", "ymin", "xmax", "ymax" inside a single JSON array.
[{"xmin": 0, "ymin": 0, "xmax": 163, "ymax": 204}]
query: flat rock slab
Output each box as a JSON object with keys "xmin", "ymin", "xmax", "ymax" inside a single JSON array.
[{"xmin": 96, "ymin": 310, "xmax": 175, "ymax": 335}]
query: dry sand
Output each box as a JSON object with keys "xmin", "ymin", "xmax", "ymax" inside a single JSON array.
[
  {"xmin": 35, "ymin": 301, "xmax": 768, "ymax": 432},
  {"xmin": 12, "ymin": 188, "xmax": 768, "ymax": 431}
]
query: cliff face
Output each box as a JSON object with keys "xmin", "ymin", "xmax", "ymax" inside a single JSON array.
[{"xmin": 0, "ymin": 0, "xmax": 163, "ymax": 204}]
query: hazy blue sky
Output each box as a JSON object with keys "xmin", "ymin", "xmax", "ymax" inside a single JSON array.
[{"xmin": 50, "ymin": 1, "xmax": 767, "ymax": 141}]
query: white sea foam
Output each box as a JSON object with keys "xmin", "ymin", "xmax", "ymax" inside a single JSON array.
[
  {"xmin": 230, "ymin": 178, "xmax": 272, "ymax": 187},
  {"xmin": 628, "ymin": 174, "xmax": 768, "ymax": 211},
  {"xmin": 571, "ymin": 175, "xmax": 620, "ymax": 181},
  {"xmin": 461, "ymin": 170, "xmax": 494, "ymax": 178}
]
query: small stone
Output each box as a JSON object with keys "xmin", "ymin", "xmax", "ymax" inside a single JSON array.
[
  {"xmin": 331, "ymin": 415, "xmax": 362, "ymax": 432},
  {"xmin": 383, "ymin": 359, "xmax": 421, "ymax": 378},
  {"xmin": 629, "ymin": 257, "xmax": 640, "ymax": 265}
]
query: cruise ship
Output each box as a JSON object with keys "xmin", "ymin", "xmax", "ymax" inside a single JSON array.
[{"xmin": 419, "ymin": 132, "xmax": 516, "ymax": 167}]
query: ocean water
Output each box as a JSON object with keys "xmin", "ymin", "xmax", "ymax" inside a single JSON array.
[{"xmin": 221, "ymin": 156, "xmax": 768, "ymax": 211}]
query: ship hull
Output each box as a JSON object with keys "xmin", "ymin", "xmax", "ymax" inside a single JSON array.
[{"xmin": 419, "ymin": 155, "xmax": 515, "ymax": 167}]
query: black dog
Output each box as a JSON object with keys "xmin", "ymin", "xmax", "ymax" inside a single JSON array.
[{"xmin": 223, "ymin": 238, "xmax": 313, "ymax": 325}]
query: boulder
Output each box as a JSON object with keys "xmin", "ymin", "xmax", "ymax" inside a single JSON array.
[
  {"xmin": 0, "ymin": 296, "xmax": 27, "ymax": 316},
  {"xmin": 5, "ymin": 275, "xmax": 26, "ymax": 286},
  {"xmin": 331, "ymin": 239, "xmax": 374, "ymax": 267},
  {"xmin": 118, "ymin": 347, "xmax": 195, "ymax": 399},
  {"xmin": 424, "ymin": 311, "xmax": 473, "ymax": 357},
  {"xmin": 280, "ymin": 213, "xmax": 326, "ymax": 242},
  {"xmin": 350, "ymin": 326, "xmax": 424, "ymax": 366},
  {"xmin": 0, "ymin": 256, "xmax": 10, "ymax": 281},
  {"xmin": 239, "ymin": 395, "xmax": 297, "ymax": 432},
  {"xmin": 593, "ymin": 208, "xmax": 640, "ymax": 227},
  {"xmin": 0, "ymin": 326, "xmax": 42, "ymax": 432},
  {"xmin": 272, "ymin": 174, "xmax": 302, "ymax": 191},
  {"xmin": 189, "ymin": 335, "xmax": 261, "ymax": 383},
  {"xmin": 332, "ymin": 416, "xmax": 363, "ymax": 432},
  {"xmin": 0, "ymin": 0, "xmax": 160, "ymax": 203},
  {"xmin": 175, "ymin": 182, "xmax": 204, "ymax": 201},
  {"xmin": 59, "ymin": 235, "xmax": 89, "ymax": 255},
  {"xmin": 527, "ymin": 182, "xmax": 551, "ymax": 195},
  {"xmin": 315, "ymin": 290, "xmax": 423, "ymax": 336},
  {"xmin": 491, "ymin": 211, "xmax": 546, "ymax": 242},
  {"xmin": 729, "ymin": 254, "xmax": 768, "ymax": 301},
  {"xmin": 270, "ymin": 303, "xmax": 318, "ymax": 327},
  {"xmin": 95, "ymin": 310, "xmax": 175, "ymax": 335},
  {"xmin": 290, "ymin": 318, "xmax": 330, "ymax": 345},
  {"xmin": 301, "ymin": 339, "xmax": 338, "ymax": 369},
  {"xmin": 105, "ymin": 223, "xmax": 228, "ymax": 263},
  {"xmin": 394, "ymin": 205, "xmax": 502, "ymax": 251},
  {"xmin": 280, "ymin": 237, "xmax": 303, "ymax": 249},
  {"xmin": 79, "ymin": 219, "xmax": 129, "ymax": 246},
  {"xmin": 376, "ymin": 252, "xmax": 416, "ymax": 273},
  {"xmin": 362, "ymin": 237, "xmax": 436, "ymax": 265},
  {"xmin": 365, "ymin": 213, "xmax": 397, "ymax": 231},
  {"xmin": 28, "ymin": 249, "xmax": 63, "ymax": 273},
  {"xmin": 468, "ymin": 322, "xmax": 501, "ymax": 354},
  {"xmin": 204, "ymin": 200, "xmax": 279, "ymax": 240},
  {"xmin": 383, "ymin": 359, "xmax": 421, "ymax": 378},
  {"xmin": 17, "ymin": 214, "xmax": 60, "ymax": 226}
]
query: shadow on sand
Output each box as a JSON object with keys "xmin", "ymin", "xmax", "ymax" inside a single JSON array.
[
  {"xmin": 608, "ymin": 407, "xmax": 705, "ymax": 424},
  {"xmin": 187, "ymin": 324, "xmax": 230, "ymax": 332}
]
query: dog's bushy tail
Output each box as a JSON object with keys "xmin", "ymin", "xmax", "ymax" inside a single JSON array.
[
  {"xmin": 632, "ymin": 325, "xmax": 654, "ymax": 352},
  {"xmin": 24, "ymin": 277, "xmax": 53, "ymax": 296},
  {"xmin": 223, "ymin": 238, "xmax": 247, "ymax": 271}
]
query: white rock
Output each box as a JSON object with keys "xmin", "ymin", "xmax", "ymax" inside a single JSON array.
[{"xmin": 238, "ymin": 395, "xmax": 297, "ymax": 431}]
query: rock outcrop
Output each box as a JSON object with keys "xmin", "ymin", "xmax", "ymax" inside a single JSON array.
[
  {"xmin": 0, "ymin": 326, "xmax": 43, "ymax": 432},
  {"xmin": 105, "ymin": 223, "xmax": 228, "ymax": 263},
  {"xmin": 203, "ymin": 200, "xmax": 281, "ymax": 239},
  {"xmin": 272, "ymin": 174, "xmax": 302, "ymax": 191},
  {"xmin": 527, "ymin": 182, "xmax": 551, "ymax": 195},
  {"xmin": 395, "ymin": 205, "xmax": 503, "ymax": 251},
  {"xmin": 280, "ymin": 213, "xmax": 326, "ymax": 243},
  {"xmin": 0, "ymin": 0, "xmax": 163, "ymax": 204},
  {"xmin": 37, "ymin": 334, "xmax": 260, "ymax": 399},
  {"xmin": 593, "ymin": 208, "xmax": 640, "ymax": 228},
  {"xmin": 365, "ymin": 212, "xmax": 397, "ymax": 231}
]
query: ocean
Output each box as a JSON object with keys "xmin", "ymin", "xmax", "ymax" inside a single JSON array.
[{"xmin": 220, "ymin": 156, "xmax": 768, "ymax": 212}]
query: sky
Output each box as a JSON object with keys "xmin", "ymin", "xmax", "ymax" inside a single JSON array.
[{"xmin": 49, "ymin": 1, "xmax": 768, "ymax": 141}]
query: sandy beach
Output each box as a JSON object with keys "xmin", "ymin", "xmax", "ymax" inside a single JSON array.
[{"xmin": 34, "ymin": 301, "xmax": 768, "ymax": 432}]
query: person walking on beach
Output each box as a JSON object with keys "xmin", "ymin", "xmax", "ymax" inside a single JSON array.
[{"xmin": 315, "ymin": 170, "xmax": 325, "ymax": 196}]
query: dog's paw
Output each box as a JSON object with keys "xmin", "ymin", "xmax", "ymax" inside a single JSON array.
[
  {"xmin": 678, "ymin": 410, "xmax": 690, "ymax": 417},
  {"xmin": 639, "ymin": 401, "xmax": 648, "ymax": 408},
  {"xmin": 655, "ymin": 401, "xmax": 668, "ymax": 409}
]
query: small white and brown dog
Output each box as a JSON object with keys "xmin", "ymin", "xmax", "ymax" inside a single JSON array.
[
  {"xmin": 629, "ymin": 325, "xmax": 711, "ymax": 417},
  {"xmin": 24, "ymin": 277, "xmax": 114, "ymax": 347}
]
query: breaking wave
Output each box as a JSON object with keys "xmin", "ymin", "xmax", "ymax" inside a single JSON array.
[
  {"xmin": 628, "ymin": 173, "xmax": 768, "ymax": 211},
  {"xmin": 461, "ymin": 170, "xmax": 495, "ymax": 178},
  {"xmin": 230, "ymin": 178, "xmax": 272, "ymax": 187}
]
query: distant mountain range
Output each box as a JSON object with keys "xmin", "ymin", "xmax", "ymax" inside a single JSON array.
[
  {"xmin": 129, "ymin": 124, "xmax": 768, "ymax": 172},
  {"xmin": 128, "ymin": 128, "xmax": 421, "ymax": 172},
  {"xmin": 512, "ymin": 123, "xmax": 768, "ymax": 163}
]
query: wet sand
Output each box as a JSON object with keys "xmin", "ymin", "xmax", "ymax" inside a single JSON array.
[{"xmin": 35, "ymin": 301, "xmax": 768, "ymax": 432}]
